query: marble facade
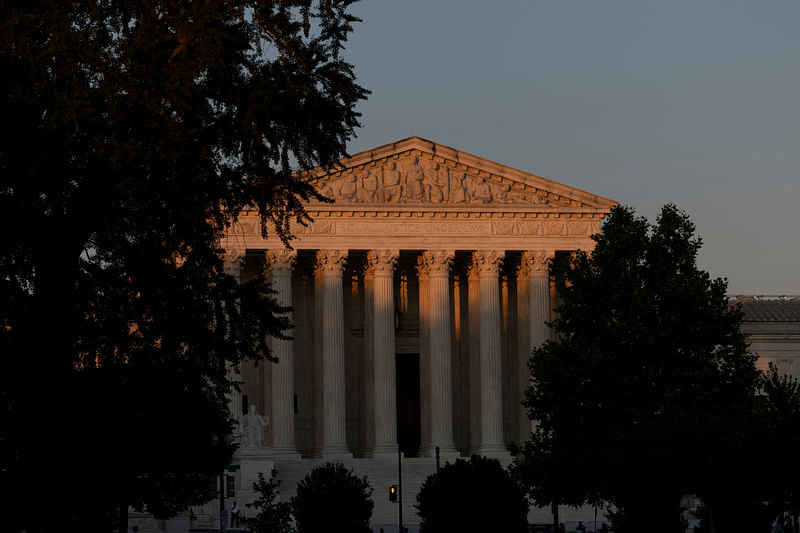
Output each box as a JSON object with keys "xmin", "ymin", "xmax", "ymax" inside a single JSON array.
[
  {"xmin": 134, "ymin": 140, "xmax": 800, "ymax": 532},
  {"xmin": 209, "ymin": 137, "xmax": 617, "ymax": 529}
]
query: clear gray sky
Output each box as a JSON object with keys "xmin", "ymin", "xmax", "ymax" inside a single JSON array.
[{"xmin": 342, "ymin": 1, "xmax": 800, "ymax": 295}]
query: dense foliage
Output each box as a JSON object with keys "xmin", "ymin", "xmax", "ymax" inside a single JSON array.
[
  {"xmin": 246, "ymin": 470, "xmax": 295, "ymax": 533},
  {"xmin": 291, "ymin": 462, "xmax": 374, "ymax": 533},
  {"xmin": 0, "ymin": 1, "xmax": 367, "ymax": 532},
  {"xmin": 416, "ymin": 455, "xmax": 529, "ymax": 533},
  {"xmin": 518, "ymin": 205, "xmax": 762, "ymax": 533}
]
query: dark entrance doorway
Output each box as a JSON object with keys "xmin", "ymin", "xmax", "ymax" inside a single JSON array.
[{"xmin": 396, "ymin": 353, "xmax": 421, "ymax": 457}]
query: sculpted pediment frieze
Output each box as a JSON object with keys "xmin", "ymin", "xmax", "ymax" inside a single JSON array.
[
  {"xmin": 312, "ymin": 152, "xmax": 558, "ymax": 207},
  {"xmin": 226, "ymin": 138, "xmax": 615, "ymax": 248},
  {"xmin": 308, "ymin": 139, "xmax": 615, "ymax": 211}
]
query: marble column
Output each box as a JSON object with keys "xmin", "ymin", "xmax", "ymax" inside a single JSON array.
[
  {"xmin": 467, "ymin": 263, "xmax": 481, "ymax": 454},
  {"xmin": 313, "ymin": 266, "xmax": 324, "ymax": 454},
  {"xmin": 472, "ymin": 250, "xmax": 506, "ymax": 455},
  {"xmin": 223, "ymin": 248, "xmax": 244, "ymax": 428},
  {"xmin": 519, "ymin": 250, "xmax": 553, "ymax": 436},
  {"xmin": 420, "ymin": 250, "xmax": 457, "ymax": 454},
  {"xmin": 315, "ymin": 249, "xmax": 350, "ymax": 457},
  {"xmin": 524, "ymin": 251, "xmax": 552, "ymax": 352},
  {"xmin": 265, "ymin": 249, "xmax": 299, "ymax": 456},
  {"xmin": 367, "ymin": 250, "xmax": 399, "ymax": 456},
  {"xmin": 417, "ymin": 257, "xmax": 431, "ymax": 455}
]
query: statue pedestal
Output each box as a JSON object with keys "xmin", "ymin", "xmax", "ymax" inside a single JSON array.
[{"xmin": 234, "ymin": 448, "xmax": 274, "ymax": 493}]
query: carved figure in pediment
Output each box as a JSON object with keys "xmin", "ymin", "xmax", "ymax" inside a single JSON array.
[
  {"xmin": 338, "ymin": 174, "xmax": 358, "ymax": 202},
  {"xmin": 469, "ymin": 176, "xmax": 492, "ymax": 203},
  {"xmin": 493, "ymin": 183, "xmax": 513, "ymax": 203},
  {"xmin": 449, "ymin": 171, "xmax": 468, "ymax": 203},
  {"xmin": 403, "ymin": 157, "xmax": 425, "ymax": 203},
  {"xmin": 382, "ymin": 162, "xmax": 402, "ymax": 202},
  {"xmin": 362, "ymin": 168, "xmax": 379, "ymax": 202},
  {"xmin": 519, "ymin": 190, "xmax": 549, "ymax": 205},
  {"xmin": 310, "ymin": 157, "xmax": 575, "ymax": 207},
  {"xmin": 424, "ymin": 162, "xmax": 448, "ymax": 203},
  {"xmin": 534, "ymin": 193, "xmax": 550, "ymax": 205},
  {"xmin": 318, "ymin": 181, "xmax": 334, "ymax": 200}
]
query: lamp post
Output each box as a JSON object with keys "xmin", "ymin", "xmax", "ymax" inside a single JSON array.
[
  {"xmin": 219, "ymin": 468, "xmax": 225, "ymax": 530},
  {"xmin": 398, "ymin": 448, "xmax": 403, "ymax": 533}
]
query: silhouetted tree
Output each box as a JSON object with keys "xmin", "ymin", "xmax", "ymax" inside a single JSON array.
[
  {"xmin": 518, "ymin": 205, "xmax": 761, "ymax": 533},
  {"xmin": 292, "ymin": 463, "xmax": 374, "ymax": 533},
  {"xmin": 750, "ymin": 365, "xmax": 800, "ymax": 530},
  {"xmin": 691, "ymin": 364, "xmax": 800, "ymax": 533},
  {"xmin": 416, "ymin": 455, "xmax": 529, "ymax": 533},
  {"xmin": 246, "ymin": 470, "xmax": 295, "ymax": 533},
  {"xmin": 0, "ymin": 1, "xmax": 367, "ymax": 532}
]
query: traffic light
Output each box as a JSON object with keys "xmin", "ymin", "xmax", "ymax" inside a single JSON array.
[{"xmin": 389, "ymin": 484, "xmax": 398, "ymax": 503}]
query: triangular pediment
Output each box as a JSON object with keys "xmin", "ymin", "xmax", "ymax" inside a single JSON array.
[{"xmin": 307, "ymin": 136, "xmax": 616, "ymax": 211}]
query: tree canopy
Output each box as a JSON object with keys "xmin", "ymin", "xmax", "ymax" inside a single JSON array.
[
  {"xmin": 246, "ymin": 470, "xmax": 295, "ymax": 533},
  {"xmin": 291, "ymin": 462, "xmax": 374, "ymax": 533},
  {"xmin": 518, "ymin": 205, "xmax": 762, "ymax": 533},
  {"xmin": 416, "ymin": 455, "xmax": 529, "ymax": 533},
  {"xmin": 0, "ymin": 1, "xmax": 367, "ymax": 532}
]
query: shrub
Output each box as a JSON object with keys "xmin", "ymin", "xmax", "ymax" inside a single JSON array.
[
  {"xmin": 246, "ymin": 469, "xmax": 294, "ymax": 533},
  {"xmin": 292, "ymin": 462, "xmax": 374, "ymax": 533},
  {"xmin": 416, "ymin": 455, "xmax": 529, "ymax": 533}
]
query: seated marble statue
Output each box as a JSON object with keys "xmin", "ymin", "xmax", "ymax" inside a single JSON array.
[{"xmin": 240, "ymin": 404, "xmax": 270, "ymax": 448}]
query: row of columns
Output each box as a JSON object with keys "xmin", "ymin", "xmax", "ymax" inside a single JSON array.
[{"xmin": 233, "ymin": 248, "xmax": 554, "ymax": 458}]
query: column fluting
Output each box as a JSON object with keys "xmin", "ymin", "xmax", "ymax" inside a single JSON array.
[
  {"xmin": 473, "ymin": 250, "xmax": 506, "ymax": 455},
  {"xmin": 417, "ymin": 256, "xmax": 431, "ymax": 455},
  {"xmin": 367, "ymin": 250, "xmax": 399, "ymax": 455},
  {"xmin": 316, "ymin": 249, "xmax": 350, "ymax": 456},
  {"xmin": 419, "ymin": 250, "xmax": 457, "ymax": 454},
  {"xmin": 265, "ymin": 249, "xmax": 298, "ymax": 456},
  {"xmin": 525, "ymin": 251, "xmax": 553, "ymax": 351},
  {"xmin": 520, "ymin": 250, "xmax": 554, "ymax": 436}
]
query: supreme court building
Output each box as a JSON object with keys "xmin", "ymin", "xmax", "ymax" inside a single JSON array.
[
  {"xmin": 210, "ymin": 137, "xmax": 617, "ymax": 529},
  {"xmin": 131, "ymin": 138, "xmax": 800, "ymax": 532}
]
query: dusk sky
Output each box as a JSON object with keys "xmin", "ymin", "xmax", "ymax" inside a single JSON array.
[{"xmin": 342, "ymin": 1, "xmax": 799, "ymax": 295}]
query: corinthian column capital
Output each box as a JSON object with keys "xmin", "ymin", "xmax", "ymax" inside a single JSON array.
[
  {"xmin": 418, "ymin": 250, "xmax": 455, "ymax": 278},
  {"xmin": 265, "ymin": 249, "xmax": 297, "ymax": 274},
  {"xmin": 315, "ymin": 249, "xmax": 348, "ymax": 275},
  {"xmin": 366, "ymin": 250, "xmax": 399, "ymax": 277},
  {"xmin": 518, "ymin": 250, "xmax": 554, "ymax": 277},
  {"xmin": 470, "ymin": 250, "xmax": 505, "ymax": 276}
]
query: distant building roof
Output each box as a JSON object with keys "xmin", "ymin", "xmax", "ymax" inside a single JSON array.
[{"xmin": 731, "ymin": 296, "xmax": 800, "ymax": 322}]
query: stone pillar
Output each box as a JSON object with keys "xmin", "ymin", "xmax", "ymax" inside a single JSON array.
[
  {"xmin": 516, "ymin": 261, "xmax": 530, "ymax": 441},
  {"xmin": 265, "ymin": 249, "xmax": 299, "ymax": 456},
  {"xmin": 524, "ymin": 251, "xmax": 553, "ymax": 352},
  {"xmin": 419, "ymin": 250, "xmax": 457, "ymax": 454},
  {"xmin": 223, "ymin": 248, "xmax": 244, "ymax": 427},
  {"xmin": 467, "ymin": 262, "xmax": 481, "ymax": 454},
  {"xmin": 366, "ymin": 250, "xmax": 399, "ymax": 456},
  {"xmin": 472, "ymin": 250, "xmax": 505, "ymax": 455},
  {"xmin": 313, "ymin": 267, "xmax": 324, "ymax": 454},
  {"xmin": 417, "ymin": 257, "xmax": 431, "ymax": 455},
  {"xmin": 363, "ymin": 263, "xmax": 376, "ymax": 454},
  {"xmin": 519, "ymin": 250, "xmax": 553, "ymax": 436},
  {"xmin": 315, "ymin": 249, "xmax": 350, "ymax": 457}
]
